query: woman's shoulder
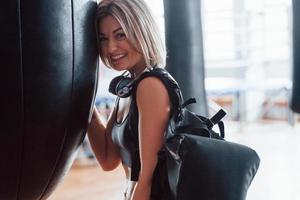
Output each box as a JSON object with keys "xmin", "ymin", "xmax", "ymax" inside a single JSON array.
[
  {"xmin": 134, "ymin": 68, "xmax": 178, "ymax": 91},
  {"xmin": 134, "ymin": 75, "xmax": 171, "ymax": 118},
  {"xmin": 136, "ymin": 75, "xmax": 168, "ymax": 95},
  {"xmin": 133, "ymin": 67, "xmax": 182, "ymax": 109}
]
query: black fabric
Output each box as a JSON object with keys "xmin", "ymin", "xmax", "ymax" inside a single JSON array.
[
  {"xmin": 131, "ymin": 68, "xmax": 260, "ymax": 200},
  {"xmin": 111, "ymin": 98, "xmax": 132, "ymax": 167},
  {"xmin": 109, "ymin": 68, "xmax": 175, "ymax": 199},
  {"xmin": 150, "ymin": 150, "xmax": 173, "ymax": 200},
  {"xmin": 130, "ymin": 68, "xmax": 182, "ymax": 182},
  {"xmin": 128, "ymin": 68, "xmax": 178, "ymax": 198}
]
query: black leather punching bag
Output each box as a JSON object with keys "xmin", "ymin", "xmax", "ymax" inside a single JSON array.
[
  {"xmin": 164, "ymin": 0, "xmax": 208, "ymax": 116},
  {"xmin": 291, "ymin": 0, "xmax": 300, "ymax": 113},
  {"xmin": 0, "ymin": 0, "xmax": 98, "ymax": 199}
]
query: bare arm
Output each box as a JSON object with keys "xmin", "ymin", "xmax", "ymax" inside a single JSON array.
[
  {"xmin": 87, "ymin": 106, "xmax": 121, "ymax": 171},
  {"xmin": 132, "ymin": 77, "xmax": 171, "ymax": 200}
]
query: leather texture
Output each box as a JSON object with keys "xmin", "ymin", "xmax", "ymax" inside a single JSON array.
[
  {"xmin": 164, "ymin": 0, "xmax": 208, "ymax": 116},
  {"xmin": 0, "ymin": 0, "xmax": 98, "ymax": 199},
  {"xmin": 291, "ymin": 0, "xmax": 300, "ymax": 113}
]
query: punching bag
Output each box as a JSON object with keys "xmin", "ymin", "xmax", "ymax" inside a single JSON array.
[
  {"xmin": 0, "ymin": 0, "xmax": 98, "ymax": 199},
  {"xmin": 291, "ymin": 0, "xmax": 300, "ymax": 113},
  {"xmin": 164, "ymin": 0, "xmax": 208, "ymax": 116}
]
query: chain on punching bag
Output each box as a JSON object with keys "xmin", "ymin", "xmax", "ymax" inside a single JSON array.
[
  {"xmin": 291, "ymin": 0, "xmax": 300, "ymax": 113},
  {"xmin": 0, "ymin": 0, "xmax": 98, "ymax": 199}
]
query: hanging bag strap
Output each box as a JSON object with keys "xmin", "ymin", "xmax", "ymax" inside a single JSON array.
[{"xmin": 130, "ymin": 68, "xmax": 183, "ymax": 181}]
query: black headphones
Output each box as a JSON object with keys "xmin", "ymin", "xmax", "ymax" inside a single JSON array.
[
  {"xmin": 108, "ymin": 71, "xmax": 138, "ymax": 98},
  {"xmin": 109, "ymin": 66, "xmax": 157, "ymax": 98}
]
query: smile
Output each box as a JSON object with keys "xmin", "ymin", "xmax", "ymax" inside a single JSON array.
[{"xmin": 111, "ymin": 54, "xmax": 126, "ymax": 61}]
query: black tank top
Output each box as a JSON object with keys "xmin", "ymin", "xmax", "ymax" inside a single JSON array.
[
  {"xmin": 110, "ymin": 68, "xmax": 180, "ymax": 200},
  {"xmin": 111, "ymin": 97, "xmax": 138, "ymax": 167},
  {"xmin": 111, "ymin": 97, "xmax": 136, "ymax": 167}
]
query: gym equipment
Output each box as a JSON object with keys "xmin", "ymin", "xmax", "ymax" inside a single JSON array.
[
  {"xmin": 291, "ymin": 0, "xmax": 300, "ymax": 113},
  {"xmin": 164, "ymin": 0, "xmax": 208, "ymax": 116},
  {"xmin": 0, "ymin": 0, "xmax": 98, "ymax": 199}
]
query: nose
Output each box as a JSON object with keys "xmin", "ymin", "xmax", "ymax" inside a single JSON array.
[{"xmin": 107, "ymin": 39, "xmax": 117, "ymax": 53}]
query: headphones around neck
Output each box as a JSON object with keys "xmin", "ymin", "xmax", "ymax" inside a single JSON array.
[
  {"xmin": 108, "ymin": 71, "xmax": 137, "ymax": 98},
  {"xmin": 109, "ymin": 66, "xmax": 157, "ymax": 98},
  {"xmin": 108, "ymin": 71, "xmax": 139, "ymax": 98}
]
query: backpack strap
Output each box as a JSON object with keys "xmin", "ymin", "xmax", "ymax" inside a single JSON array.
[
  {"xmin": 217, "ymin": 121, "xmax": 225, "ymax": 138},
  {"xmin": 130, "ymin": 68, "xmax": 183, "ymax": 181},
  {"xmin": 210, "ymin": 109, "xmax": 226, "ymax": 126},
  {"xmin": 130, "ymin": 149, "xmax": 140, "ymax": 181},
  {"xmin": 187, "ymin": 97, "xmax": 226, "ymax": 139},
  {"xmin": 207, "ymin": 109, "xmax": 226, "ymax": 138},
  {"xmin": 181, "ymin": 98, "xmax": 196, "ymax": 108}
]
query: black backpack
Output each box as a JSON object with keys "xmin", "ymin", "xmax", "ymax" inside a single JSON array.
[{"xmin": 132, "ymin": 68, "xmax": 260, "ymax": 200}]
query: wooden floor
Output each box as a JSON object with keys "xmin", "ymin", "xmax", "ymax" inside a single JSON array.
[
  {"xmin": 49, "ymin": 160, "xmax": 126, "ymax": 200},
  {"xmin": 49, "ymin": 121, "xmax": 300, "ymax": 200}
]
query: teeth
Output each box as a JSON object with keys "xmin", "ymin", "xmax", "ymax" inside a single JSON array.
[{"xmin": 111, "ymin": 54, "xmax": 125, "ymax": 60}]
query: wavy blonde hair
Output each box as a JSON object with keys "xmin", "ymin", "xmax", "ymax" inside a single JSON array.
[{"xmin": 95, "ymin": 0, "xmax": 166, "ymax": 69}]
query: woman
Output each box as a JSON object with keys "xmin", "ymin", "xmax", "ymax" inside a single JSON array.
[{"xmin": 88, "ymin": 0, "xmax": 172, "ymax": 199}]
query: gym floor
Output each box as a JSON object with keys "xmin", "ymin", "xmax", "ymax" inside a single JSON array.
[{"xmin": 49, "ymin": 121, "xmax": 300, "ymax": 200}]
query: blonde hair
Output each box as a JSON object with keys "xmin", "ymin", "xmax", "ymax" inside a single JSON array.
[{"xmin": 96, "ymin": 0, "xmax": 166, "ymax": 69}]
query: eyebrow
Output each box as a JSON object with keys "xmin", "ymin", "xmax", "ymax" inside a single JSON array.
[
  {"xmin": 99, "ymin": 27, "xmax": 123, "ymax": 36},
  {"xmin": 113, "ymin": 27, "xmax": 123, "ymax": 33}
]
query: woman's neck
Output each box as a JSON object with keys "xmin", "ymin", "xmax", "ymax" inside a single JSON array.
[
  {"xmin": 128, "ymin": 58, "xmax": 148, "ymax": 78},
  {"xmin": 129, "ymin": 66, "xmax": 148, "ymax": 78}
]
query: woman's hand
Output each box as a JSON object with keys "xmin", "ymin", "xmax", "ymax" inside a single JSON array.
[{"xmin": 131, "ymin": 182, "xmax": 151, "ymax": 200}]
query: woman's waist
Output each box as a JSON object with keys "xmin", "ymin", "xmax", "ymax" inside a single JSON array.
[
  {"xmin": 122, "ymin": 163, "xmax": 136, "ymax": 180},
  {"xmin": 122, "ymin": 164, "xmax": 137, "ymax": 200}
]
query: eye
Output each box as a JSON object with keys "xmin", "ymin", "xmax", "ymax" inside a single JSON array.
[
  {"xmin": 98, "ymin": 36, "xmax": 107, "ymax": 44},
  {"xmin": 115, "ymin": 32, "xmax": 126, "ymax": 40}
]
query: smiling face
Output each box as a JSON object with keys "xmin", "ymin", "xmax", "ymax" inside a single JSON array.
[{"xmin": 98, "ymin": 15, "xmax": 146, "ymax": 74}]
